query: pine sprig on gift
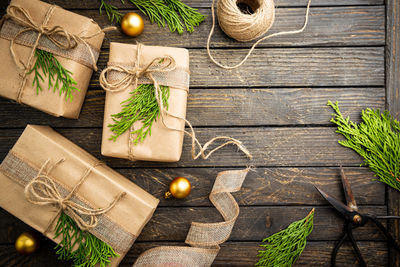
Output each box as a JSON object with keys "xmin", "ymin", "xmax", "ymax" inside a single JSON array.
[
  {"xmin": 28, "ymin": 49, "xmax": 79, "ymax": 101},
  {"xmin": 256, "ymin": 209, "xmax": 314, "ymax": 267},
  {"xmin": 54, "ymin": 211, "xmax": 119, "ymax": 267},
  {"xmin": 98, "ymin": 0, "xmax": 205, "ymax": 33},
  {"xmin": 328, "ymin": 100, "xmax": 400, "ymax": 191},
  {"xmin": 108, "ymin": 84, "xmax": 170, "ymax": 144}
]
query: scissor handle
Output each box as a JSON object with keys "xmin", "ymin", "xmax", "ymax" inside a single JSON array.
[{"xmin": 366, "ymin": 215, "xmax": 400, "ymax": 252}]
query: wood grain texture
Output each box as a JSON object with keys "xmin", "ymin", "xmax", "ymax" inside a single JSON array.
[
  {"xmin": 89, "ymin": 47, "xmax": 384, "ymax": 88},
  {"xmin": 0, "ymin": 241, "xmax": 388, "ymax": 267},
  {"xmin": 0, "ymin": 87, "xmax": 385, "ymax": 128},
  {"xmin": 0, "ymin": 206, "xmax": 387, "ymax": 243},
  {"xmin": 41, "ymin": 0, "xmax": 384, "ymax": 9},
  {"xmin": 0, "ymin": 127, "xmax": 364, "ymax": 168},
  {"xmin": 67, "ymin": 7, "xmax": 385, "ymax": 48}
]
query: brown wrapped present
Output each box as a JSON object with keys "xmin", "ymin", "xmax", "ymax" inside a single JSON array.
[
  {"xmin": 0, "ymin": 125, "xmax": 159, "ymax": 266},
  {"xmin": 0, "ymin": 0, "xmax": 110, "ymax": 118},
  {"xmin": 100, "ymin": 42, "xmax": 190, "ymax": 162}
]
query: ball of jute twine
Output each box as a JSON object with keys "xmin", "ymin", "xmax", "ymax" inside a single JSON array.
[
  {"xmin": 217, "ymin": 0, "xmax": 275, "ymax": 42},
  {"xmin": 207, "ymin": 0, "xmax": 312, "ymax": 69}
]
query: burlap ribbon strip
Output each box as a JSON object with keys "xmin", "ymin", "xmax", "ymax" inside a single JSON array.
[
  {"xmin": 100, "ymin": 43, "xmax": 252, "ymax": 160},
  {"xmin": 133, "ymin": 169, "xmax": 249, "ymax": 267},
  {"xmin": 0, "ymin": 151, "xmax": 134, "ymax": 253},
  {"xmin": 0, "ymin": 4, "xmax": 115, "ymax": 103}
]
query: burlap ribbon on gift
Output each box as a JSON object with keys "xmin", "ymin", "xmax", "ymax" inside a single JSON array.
[
  {"xmin": 133, "ymin": 168, "xmax": 249, "ymax": 267},
  {"xmin": 0, "ymin": 151, "xmax": 134, "ymax": 254},
  {"xmin": 0, "ymin": 4, "xmax": 115, "ymax": 103},
  {"xmin": 100, "ymin": 43, "xmax": 252, "ymax": 160}
]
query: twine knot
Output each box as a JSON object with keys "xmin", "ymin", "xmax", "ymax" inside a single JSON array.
[{"xmin": 24, "ymin": 159, "xmax": 126, "ymax": 231}]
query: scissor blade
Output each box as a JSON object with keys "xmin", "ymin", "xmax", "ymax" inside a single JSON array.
[
  {"xmin": 315, "ymin": 186, "xmax": 354, "ymax": 217},
  {"xmin": 340, "ymin": 166, "xmax": 358, "ymax": 211}
]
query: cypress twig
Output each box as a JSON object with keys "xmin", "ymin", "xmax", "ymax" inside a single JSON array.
[
  {"xmin": 328, "ymin": 101, "xmax": 400, "ymax": 191},
  {"xmin": 99, "ymin": 0, "xmax": 123, "ymax": 23},
  {"xmin": 28, "ymin": 49, "xmax": 79, "ymax": 101},
  {"xmin": 54, "ymin": 212, "xmax": 119, "ymax": 267},
  {"xmin": 256, "ymin": 209, "xmax": 315, "ymax": 267},
  {"xmin": 108, "ymin": 84, "xmax": 170, "ymax": 144}
]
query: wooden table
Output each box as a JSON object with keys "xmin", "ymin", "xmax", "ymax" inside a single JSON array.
[{"xmin": 0, "ymin": 0, "xmax": 399, "ymax": 266}]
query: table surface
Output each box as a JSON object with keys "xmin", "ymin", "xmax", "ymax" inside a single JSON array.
[{"xmin": 1, "ymin": 0, "xmax": 399, "ymax": 266}]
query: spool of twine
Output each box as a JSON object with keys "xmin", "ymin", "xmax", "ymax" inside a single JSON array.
[
  {"xmin": 207, "ymin": 0, "xmax": 312, "ymax": 69},
  {"xmin": 217, "ymin": 0, "xmax": 275, "ymax": 42}
]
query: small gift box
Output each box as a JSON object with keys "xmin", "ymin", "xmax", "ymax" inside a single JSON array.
[
  {"xmin": 100, "ymin": 42, "xmax": 190, "ymax": 162},
  {"xmin": 0, "ymin": 0, "xmax": 108, "ymax": 118},
  {"xmin": 0, "ymin": 125, "xmax": 159, "ymax": 266}
]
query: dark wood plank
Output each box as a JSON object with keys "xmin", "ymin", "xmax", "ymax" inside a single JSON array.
[
  {"xmin": 91, "ymin": 47, "xmax": 384, "ymax": 88},
  {"xmin": 0, "ymin": 127, "xmax": 364, "ymax": 168},
  {"xmin": 0, "ymin": 206, "xmax": 387, "ymax": 243},
  {"xmin": 79, "ymin": 6, "xmax": 384, "ymax": 48},
  {"xmin": 42, "ymin": 0, "xmax": 384, "ymax": 9},
  {"xmin": 0, "ymin": 87, "xmax": 385, "ymax": 128},
  {"xmin": 118, "ymin": 167, "xmax": 385, "ymax": 207},
  {"xmin": 0, "ymin": 241, "xmax": 388, "ymax": 267},
  {"xmin": 386, "ymin": 1, "xmax": 400, "ymax": 267}
]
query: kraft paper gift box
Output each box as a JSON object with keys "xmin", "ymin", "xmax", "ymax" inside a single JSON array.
[
  {"xmin": 101, "ymin": 42, "xmax": 190, "ymax": 162},
  {"xmin": 0, "ymin": 125, "xmax": 159, "ymax": 266},
  {"xmin": 0, "ymin": 0, "xmax": 106, "ymax": 118}
]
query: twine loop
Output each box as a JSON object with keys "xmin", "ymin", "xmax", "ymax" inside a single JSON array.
[{"xmin": 24, "ymin": 158, "xmax": 126, "ymax": 231}]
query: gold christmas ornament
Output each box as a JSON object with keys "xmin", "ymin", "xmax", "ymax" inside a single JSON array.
[
  {"xmin": 120, "ymin": 12, "xmax": 144, "ymax": 37},
  {"xmin": 15, "ymin": 232, "xmax": 39, "ymax": 254},
  {"xmin": 165, "ymin": 177, "xmax": 191, "ymax": 199}
]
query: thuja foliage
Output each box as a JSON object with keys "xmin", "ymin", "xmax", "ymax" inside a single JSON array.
[
  {"xmin": 108, "ymin": 84, "xmax": 170, "ymax": 144},
  {"xmin": 256, "ymin": 209, "xmax": 314, "ymax": 267},
  {"xmin": 98, "ymin": 0, "xmax": 205, "ymax": 33},
  {"xmin": 28, "ymin": 49, "xmax": 79, "ymax": 101},
  {"xmin": 54, "ymin": 212, "xmax": 119, "ymax": 267},
  {"xmin": 328, "ymin": 100, "xmax": 400, "ymax": 191}
]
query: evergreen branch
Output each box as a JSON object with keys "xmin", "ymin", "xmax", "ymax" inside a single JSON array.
[
  {"xmin": 28, "ymin": 49, "xmax": 79, "ymax": 101},
  {"xmin": 99, "ymin": 0, "xmax": 123, "ymax": 23},
  {"xmin": 164, "ymin": 0, "xmax": 205, "ymax": 33},
  {"xmin": 256, "ymin": 209, "xmax": 314, "ymax": 267},
  {"xmin": 328, "ymin": 101, "xmax": 400, "ymax": 191},
  {"xmin": 108, "ymin": 84, "xmax": 170, "ymax": 144},
  {"xmin": 54, "ymin": 211, "xmax": 119, "ymax": 267}
]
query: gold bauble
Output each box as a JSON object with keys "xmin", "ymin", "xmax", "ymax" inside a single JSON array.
[
  {"xmin": 15, "ymin": 232, "xmax": 39, "ymax": 254},
  {"xmin": 165, "ymin": 177, "xmax": 191, "ymax": 199},
  {"xmin": 120, "ymin": 12, "xmax": 144, "ymax": 37}
]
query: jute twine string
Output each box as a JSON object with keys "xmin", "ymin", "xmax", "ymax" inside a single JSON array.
[
  {"xmin": 100, "ymin": 43, "xmax": 252, "ymax": 160},
  {"xmin": 207, "ymin": 0, "xmax": 312, "ymax": 69},
  {"xmin": 24, "ymin": 158, "xmax": 126, "ymax": 232},
  {"xmin": 2, "ymin": 5, "xmax": 116, "ymax": 103},
  {"xmin": 133, "ymin": 169, "xmax": 249, "ymax": 267}
]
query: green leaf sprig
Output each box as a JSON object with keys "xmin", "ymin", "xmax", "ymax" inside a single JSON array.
[
  {"xmin": 328, "ymin": 100, "xmax": 400, "ymax": 191},
  {"xmin": 98, "ymin": 0, "xmax": 205, "ymax": 33},
  {"xmin": 256, "ymin": 208, "xmax": 315, "ymax": 267},
  {"xmin": 28, "ymin": 49, "xmax": 79, "ymax": 101},
  {"xmin": 54, "ymin": 211, "xmax": 119, "ymax": 267},
  {"xmin": 108, "ymin": 84, "xmax": 170, "ymax": 145}
]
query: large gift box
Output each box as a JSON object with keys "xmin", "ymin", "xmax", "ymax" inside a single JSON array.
[
  {"xmin": 0, "ymin": 0, "xmax": 106, "ymax": 118},
  {"xmin": 101, "ymin": 42, "xmax": 190, "ymax": 162},
  {"xmin": 0, "ymin": 125, "xmax": 159, "ymax": 266}
]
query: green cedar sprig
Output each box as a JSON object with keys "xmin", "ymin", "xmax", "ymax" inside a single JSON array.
[
  {"xmin": 328, "ymin": 100, "xmax": 400, "ymax": 191},
  {"xmin": 98, "ymin": 0, "xmax": 205, "ymax": 33},
  {"xmin": 54, "ymin": 211, "xmax": 119, "ymax": 267},
  {"xmin": 256, "ymin": 209, "xmax": 315, "ymax": 267},
  {"xmin": 28, "ymin": 49, "xmax": 79, "ymax": 101},
  {"xmin": 108, "ymin": 84, "xmax": 170, "ymax": 144}
]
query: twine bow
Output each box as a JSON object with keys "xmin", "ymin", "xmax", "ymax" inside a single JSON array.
[
  {"xmin": 24, "ymin": 158, "xmax": 126, "ymax": 231},
  {"xmin": 100, "ymin": 43, "xmax": 252, "ymax": 160},
  {"xmin": 2, "ymin": 4, "xmax": 115, "ymax": 103}
]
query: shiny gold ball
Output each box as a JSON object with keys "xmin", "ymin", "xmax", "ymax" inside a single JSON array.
[
  {"xmin": 165, "ymin": 177, "xmax": 191, "ymax": 199},
  {"xmin": 120, "ymin": 12, "xmax": 144, "ymax": 37},
  {"xmin": 15, "ymin": 232, "xmax": 39, "ymax": 255}
]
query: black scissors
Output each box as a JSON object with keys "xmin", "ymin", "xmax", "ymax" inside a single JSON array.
[{"xmin": 315, "ymin": 167, "xmax": 400, "ymax": 267}]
